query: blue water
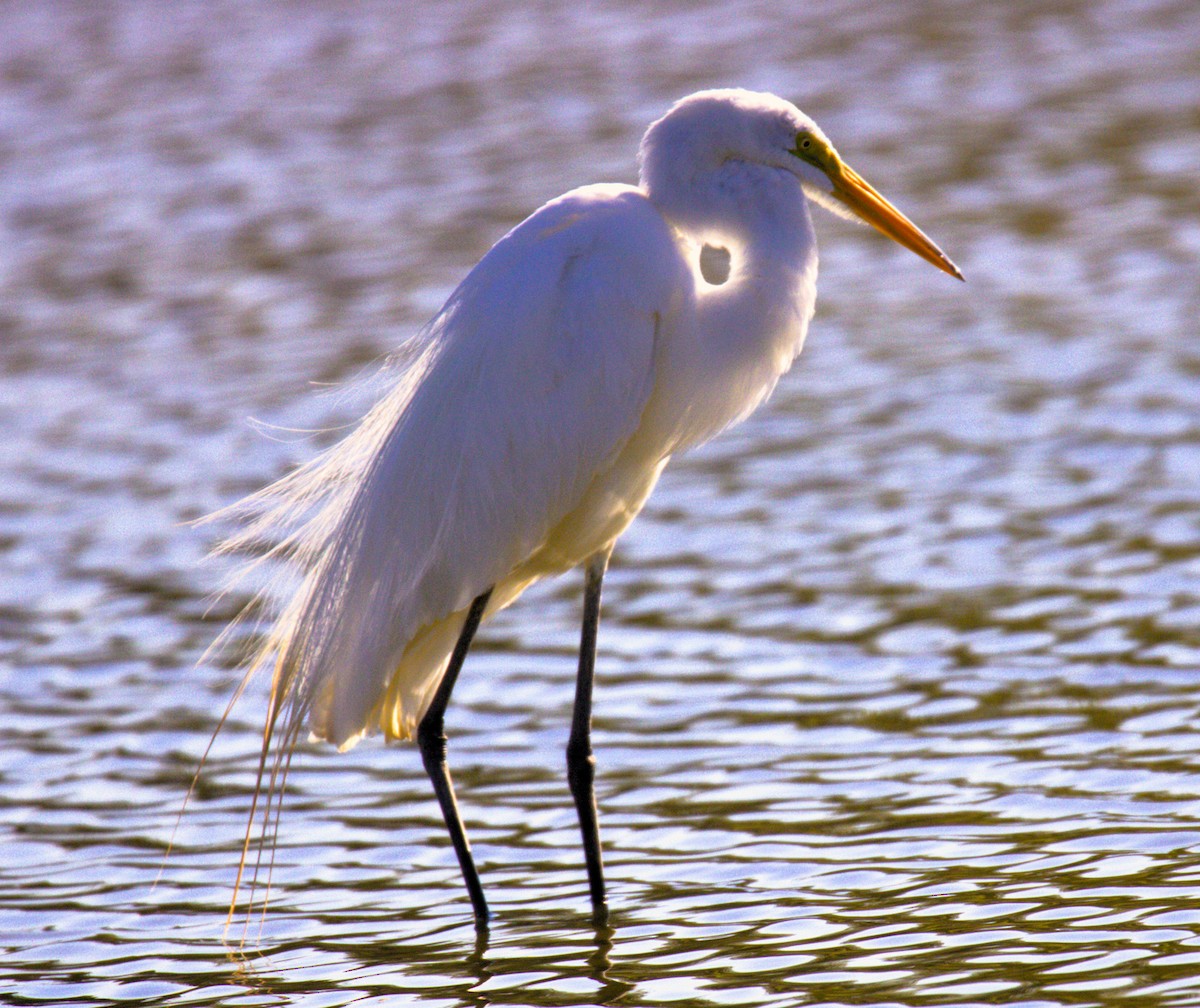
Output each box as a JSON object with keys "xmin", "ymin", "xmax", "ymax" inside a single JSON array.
[{"xmin": 2, "ymin": 1, "xmax": 1200, "ymax": 1004}]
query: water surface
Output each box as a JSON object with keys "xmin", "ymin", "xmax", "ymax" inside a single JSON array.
[{"xmin": 3, "ymin": 1, "xmax": 1200, "ymax": 1004}]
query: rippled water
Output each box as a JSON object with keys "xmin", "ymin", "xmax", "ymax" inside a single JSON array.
[{"xmin": 3, "ymin": 1, "xmax": 1200, "ymax": 1004}]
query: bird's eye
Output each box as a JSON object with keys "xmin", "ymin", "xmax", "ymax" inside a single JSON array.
[{"xmin": 792, "ymin": 135, "xmax": 818, "ymax": 162}]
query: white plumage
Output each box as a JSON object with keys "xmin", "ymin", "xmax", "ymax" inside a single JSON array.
[{"xmin": 216, "ymin": 88, "xmax": 960, "ymax": 920}]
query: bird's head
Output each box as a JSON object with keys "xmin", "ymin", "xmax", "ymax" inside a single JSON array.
[{"xmin": 640, "ymin": 89, "xmax": 963, "ymax": 280}]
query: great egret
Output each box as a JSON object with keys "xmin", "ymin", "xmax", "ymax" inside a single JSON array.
[{"xmin": 217, "ymin": 88, "xmax": 961, "ymax": 926}]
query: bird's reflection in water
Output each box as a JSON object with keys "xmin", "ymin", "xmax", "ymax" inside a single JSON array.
[
  {"xmin": 462, "ymin": 908, "xmax": 634, "ymax": 1005},
  {"xmin": 587, "ymin": 918, "xmax": 636, "ymax": 1005},
  {"xmin": 215, "ymin": 905, "xmax": 639, "ymax": 1005},
  {"xmin": 462, "ymin": 927, "xmax": 492, "ymax": 1008}
]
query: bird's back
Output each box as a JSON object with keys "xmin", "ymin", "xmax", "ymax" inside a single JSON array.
[{"xmin": 253, "ymin": 183, "xmax": 690, "ymax": 749}]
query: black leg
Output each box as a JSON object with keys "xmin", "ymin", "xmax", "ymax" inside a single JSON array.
[
  {"xmin": 417, "ymin": 588, "xmax": 493, "ymax": 924},
  {"xmin": 566, "ymin": 552, "xmax": 608, "ymax": 913}
]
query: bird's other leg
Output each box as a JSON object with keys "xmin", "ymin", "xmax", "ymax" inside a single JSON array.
[
  {"xmin": 417, "ymin": 588, "xmax": 493, "ymax": 924},
  {"xmin": 567, "ymin": 550, "xmax": 610, "ymax": 914}
]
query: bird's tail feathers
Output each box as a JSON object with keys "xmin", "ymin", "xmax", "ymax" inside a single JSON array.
[{"xmin": 198, "ymin": 331, "xmax": 448, "ymax": 932}]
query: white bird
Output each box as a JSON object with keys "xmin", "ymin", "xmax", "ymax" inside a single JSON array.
[{"xmin": 218, "ymin": 88, "xmax": 962, "ymax": 925}]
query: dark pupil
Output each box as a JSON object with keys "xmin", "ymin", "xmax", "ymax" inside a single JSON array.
[{"xmin": 801, "ymin": 139, "xmax": 811, "ymax": 149}]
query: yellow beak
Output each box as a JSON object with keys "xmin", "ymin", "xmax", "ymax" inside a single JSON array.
[{"xmin": 831, "ymin": 162, "xmax": 964, "ymax": 281}]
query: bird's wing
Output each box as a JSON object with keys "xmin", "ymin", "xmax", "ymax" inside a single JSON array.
[{"xmin": 265, "ymin": 185, "xmax": 686, "ymax": 747}]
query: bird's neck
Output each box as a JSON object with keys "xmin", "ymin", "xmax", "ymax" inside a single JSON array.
[
  {"xmin": 649, "ymin": 163, "xmax": 820, "ymax": 452},
  {"xmin": 653, "ymin": 159, "xmax": 818, "ymax": 309},
  {"xmin": 694, "ymin": 162, "xmax": 817, "ymax": 364}
]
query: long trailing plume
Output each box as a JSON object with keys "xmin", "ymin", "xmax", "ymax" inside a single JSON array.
[{"xmin": 199, "ymin": 314, "xmax": 451, "ymax": 929}]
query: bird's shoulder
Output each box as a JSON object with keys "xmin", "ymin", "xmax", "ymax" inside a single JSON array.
[
  {"xmin": 522, "ymin": 183, "xmax": 669, "ymax": 242},
  {"xmin": 478, "ymin": 183, "xmax": 687, "ymax": 306}
]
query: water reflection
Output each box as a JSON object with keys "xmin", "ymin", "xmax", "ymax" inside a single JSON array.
[{"xmin": 2, "ymin": 0, "xmax": 1200, "ymax": 1003}]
